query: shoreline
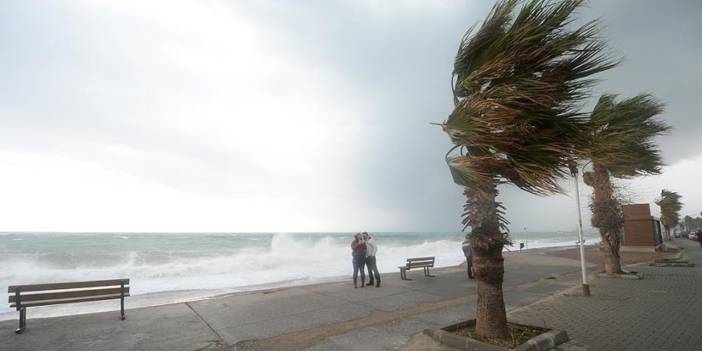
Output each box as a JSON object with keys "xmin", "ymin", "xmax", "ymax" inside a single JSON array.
[
  {"xmin": 0, "ymin": 265, "xmax": 469, "ymax": 322},
  {"xmin": 0, "ymin": 243, "xmax": 592, "ymax": 322},
  {"xmin": 5, "ymin": 238, "xmax": 677, "ymax": 351}
]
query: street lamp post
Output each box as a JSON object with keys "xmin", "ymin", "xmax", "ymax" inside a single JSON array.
[{"xmin": 570, "ymin": 163, "xmax": 591, "ymax": 297}]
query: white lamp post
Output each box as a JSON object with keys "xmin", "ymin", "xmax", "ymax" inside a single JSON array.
[{"xmin": 570, "ymin": 163, "xmax": 591, "ymax": 296}]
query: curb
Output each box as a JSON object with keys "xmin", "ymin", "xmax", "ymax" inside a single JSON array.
[
  {"xmin": 595, "ymin": 272, "xmax": 643, "ymax": 280},
  {"xmin": 515, "ymin": 330, "xmax": 569, "ymax": 351},
  {"xmin": 424, "ymin": 321, "xmax": 569, "ymax": 351}
]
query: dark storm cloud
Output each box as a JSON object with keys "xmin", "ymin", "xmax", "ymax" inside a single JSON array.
[
  {"xmin": 222, "ymin": 0, "xmax": 702, "ymax": 231},
  {"xmin": 585, "ymin": 0, "xmax": 702, "ymax": 162}
]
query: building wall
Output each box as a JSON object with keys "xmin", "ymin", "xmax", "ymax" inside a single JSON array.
[
  {"xmin": 623, "ymin": 219, "xmax": 657, "ymax": 246},
  {"xmin": 622, "ymin": 204, "xmax": 658, "ymax": 248},
  {"xmin": 623, "ymin": 204, "xmax": 652, "ymax": 220}
]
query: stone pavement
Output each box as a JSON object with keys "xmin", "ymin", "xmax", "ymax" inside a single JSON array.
[
  {"xmin": 0, "ymin": 251, "xmax": 585, "ymax": 351},
  {"xmin": 509, "ymin": 238, "xmax": 702, "ymax": 351}
]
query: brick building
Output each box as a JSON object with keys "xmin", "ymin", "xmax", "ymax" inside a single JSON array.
[{"xmin": 622, "ymin": 203, "xmax": 663, "ymax": 252}]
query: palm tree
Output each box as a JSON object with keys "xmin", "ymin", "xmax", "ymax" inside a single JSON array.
[
  {"xmin": 581, "ymin": 94, "xmax": 668, "ymax": 273},
  {"xmin": 656, "ymin": 189, "xmax": 682, "ymax": 240},
  {"xmin": 684, "ymin": 215, "xmax": 693, "ymax": 232},
  {"xmin": 683, "ymin": 215, "xmax": 701, "ymax": 232},
  {"xmin": 442, "ymin": 0, "xmax": 615, "ymax": 339}
]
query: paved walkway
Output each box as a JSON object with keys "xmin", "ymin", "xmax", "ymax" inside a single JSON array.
[
  {"xmin": 7, "ymin": 241, "xmax": 694, "ymax": 351},
  {"xmin": 509, "ymin": 238, "xmax": 702, "ymax": 351},
  {"xmin": 0, "ymin": 251, "xmax": 585, "ymax": 351}
]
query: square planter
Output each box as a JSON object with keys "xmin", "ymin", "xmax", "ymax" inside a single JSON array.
[{"xmin": 424, "ymin": 319, "xmax": 569, "ymax": 351}]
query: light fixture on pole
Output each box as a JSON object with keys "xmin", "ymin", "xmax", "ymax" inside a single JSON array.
[{"xmin": 569, "ymin": 161, "xmax": 590, "ymax": 297}]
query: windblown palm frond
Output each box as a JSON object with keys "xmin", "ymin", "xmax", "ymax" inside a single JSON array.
[
  {"xmin": 656, "ymin": 189, "xmax": 683, "ymax": 230},
  {"xmin": 440, "ymin": 0, "xmax": 617, "ymax": 338},
  {"xmin": 444, "ymin": 0, "xmax": 616, "ymax": 198},
  {"xmin": 586, "ymin": 94, "xmax": 669, "ymax": 178}
]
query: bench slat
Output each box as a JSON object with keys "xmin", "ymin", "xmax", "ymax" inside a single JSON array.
[
  {"xmin": 407, "ymin": 262, "xmax": 433, "ymax": 268},
  {"xmin": 8, "ymin": 279, "xmax": 129, "ymax": 293},
  {"xmin": 406, "ymin": 257, "xmax": 434, "ymax": 262},
  {"xmin": 9, "ymin": 287, "xmax": 129, "ymax": 304},
  {"xmin": 10, "ymin": 293, "xmax": 129, "ymax": 308}
]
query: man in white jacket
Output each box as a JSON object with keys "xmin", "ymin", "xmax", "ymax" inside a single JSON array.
[{"xmin": 363, "ymin": 232, "xmax": 381, "ymax": 287}]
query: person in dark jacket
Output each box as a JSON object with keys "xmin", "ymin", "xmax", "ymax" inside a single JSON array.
[
  {"xmin": 462, "ymin": 238, "xmax": 474, "ymax": 279},
  {"xmin": 351, "ymin": 233, "xmax": 367, "ymax": 288}
]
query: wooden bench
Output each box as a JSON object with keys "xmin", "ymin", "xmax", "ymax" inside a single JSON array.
[
  {"xmin": 398, "ymin": 257, "xmax": 435, "ymax": 280},
  {"xmin": 8, "ymin": 278, "xmax": 130, "ymax": 334}
]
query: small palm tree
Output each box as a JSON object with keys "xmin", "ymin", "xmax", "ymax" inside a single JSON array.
[
  {"xmin": 581, "ymin": 94, "xmax": 668, "ymax": 273},
  {"xmin": 656, "ymin": 189, "xmax": 682, "ymax": 240},
  {"xmin": 683, "ymin": 216, "xmax": 695, "ymax": 232},
  {"xmin": 442, "ymin": 0, "xmax": 614, "ymax": 338}
]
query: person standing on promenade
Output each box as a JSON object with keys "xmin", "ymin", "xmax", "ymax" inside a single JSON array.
[
  {"xmin": 351, "ymin": 233, "xmax": 367, "ymax": 288},
  {"xmin": 363, "ymin": 232, "xmax": 381, "ymax": 288},
  {"xmin": 462, "ymin": 237, "xmax": 474, "ymax": 279}
]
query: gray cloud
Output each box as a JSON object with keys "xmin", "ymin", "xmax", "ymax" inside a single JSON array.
[{"xmin": 1, "ymin": 0, "xmax": 700, "ymax": 232}]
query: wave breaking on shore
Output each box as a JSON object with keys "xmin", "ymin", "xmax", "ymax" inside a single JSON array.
[{"xmin": 0, "ymin": 231, "xmax": 599, "ymax": 319}]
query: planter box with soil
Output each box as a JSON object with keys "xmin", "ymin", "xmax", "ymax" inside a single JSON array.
[{"xmin": 424, "ymin": 319, "xmax": 568, "ymax": 351}]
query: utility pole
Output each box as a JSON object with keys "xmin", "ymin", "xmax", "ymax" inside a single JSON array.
[{"xmin": 570, "ymin": 162, "xmax": 591, "ymax": 297}]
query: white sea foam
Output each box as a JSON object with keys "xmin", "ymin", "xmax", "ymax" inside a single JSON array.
[{"xmin": 0, "ymin": 231, "xmax": 599, "ymax": 320}]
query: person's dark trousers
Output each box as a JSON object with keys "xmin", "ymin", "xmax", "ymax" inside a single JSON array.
[
  {"xmin": 365, "ymin": 256, "xmax": 381, "ymax": 287},
  {"xmin": 466, "ymin": 255, "xmax": 474, "ymax": 279},
  {"xmin": 353, "ymin": 255, "xmax": 366, "ymax": 288}
]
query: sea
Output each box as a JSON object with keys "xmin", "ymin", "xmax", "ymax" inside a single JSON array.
[{"xmin": 0, "ymin": 231, "xmax": 600, "ymax": 319}]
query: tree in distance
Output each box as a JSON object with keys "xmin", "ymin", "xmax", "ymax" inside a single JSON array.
[
  {"xmin": 580, "ymin": 94, "xmax": 669, "ymax": 273},
  {"xmin": 657, "ymin": 189, "xmax": 683, "ymax": 241}
]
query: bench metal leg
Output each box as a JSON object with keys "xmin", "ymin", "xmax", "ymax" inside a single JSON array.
[
  {"xmin": 424, "ymin": 267, "xmax": 435, "ymax": 278},
  {"xmin": 120, "ymin": 282, "xmax": 126, "ymax": 320},
  {"xmin": 402, "ymin": 268, "xmax": 413, "ymax": 280},
  {"xmin": 15, "ymin": 307, "xmax": 26, "ymax": 334},
  {"xmin": 120, "ymin": 297, "xmax": 125, "ymax": 320},
  {"xmin": 400, "ymin": 268, "xmax": 412, "ymax": 280}
]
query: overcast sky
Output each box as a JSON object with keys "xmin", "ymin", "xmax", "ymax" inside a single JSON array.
[{"xmin": 1, "ymin": 0, "xmax": 700, "ymax": 233}]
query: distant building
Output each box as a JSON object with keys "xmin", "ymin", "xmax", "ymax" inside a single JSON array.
[{"xmin": 622, "ymin": 204, "xmax": 663, "ymax": 252}]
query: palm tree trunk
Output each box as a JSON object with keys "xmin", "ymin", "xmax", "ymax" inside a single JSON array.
[
  {"xmin": 464, "ymin": 181, "xmax": 508, "ymax": 339},
  {"xmin": 473, "ymin": 244, "xmax": 507, "ymax": 338},
  {"xmin": 600, "ymin": 234, "xmax": 622, "ymax": 274},
  {"xmin": 590, "ymin": 163, "xmax": 624, "ymax": 274}
]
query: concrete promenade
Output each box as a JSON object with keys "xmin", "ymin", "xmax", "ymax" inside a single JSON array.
[
  {"xmin": 509, "ymin": 238, "xmax": 702, "ymax": 351},
  {"xmin": 1, "ymin": 250, "xmax": 586, "ymax": 351},
  {"xmin": 4, "ymin": 240, "xmax": 698, "ymax": 351}
]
